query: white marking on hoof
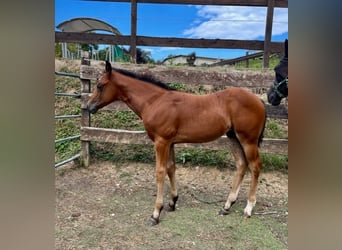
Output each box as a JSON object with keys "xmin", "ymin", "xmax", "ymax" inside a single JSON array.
[
  {"xmin": 153, "ymin": 210, "xmax": 160, "ymax": 220},
  {"xmin": 224, "ymin": 187, "xmax": 240, "ymax": 210},
  {"xmin": 244, "ymin": 200, "xmax": 256, "ymax": 217},
  {"xmin": 224, "ymin": 199, "xmax": 236, "ymax": 211}
]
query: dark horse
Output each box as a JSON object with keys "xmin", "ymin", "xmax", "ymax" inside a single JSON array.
[
  {"xmin": 87, "ymin": 61, "xmax": 267, "ymax": 226},
  {"xmin": 268, "ymin": 39, "xmax": 288, "ymax": 106}
]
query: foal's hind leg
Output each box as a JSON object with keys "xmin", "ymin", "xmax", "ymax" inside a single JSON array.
[
  {"xmin": 219, "ymin": 136, "xmax": 248, "ymax": 215},
  {"xmin": 165, "ymin": 144, "xmax": 178, "ymax": 211},
  {"xmin": 241, "ymin": 143, "xmax": 262, "ymax": 217}
]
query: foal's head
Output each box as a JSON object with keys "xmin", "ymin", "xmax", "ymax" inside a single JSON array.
[
  {"xmin": 87, "ymin": 61, "xmax": 119, "ymax": 114},
  {"xmin": 267, "ymin": 39, "xmax": 288, "ymax": 106}
]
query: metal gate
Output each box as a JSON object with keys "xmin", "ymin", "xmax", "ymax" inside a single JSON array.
[{"xmin": 55, "ymin": 71, "xmax": 81, "ymax": 168}]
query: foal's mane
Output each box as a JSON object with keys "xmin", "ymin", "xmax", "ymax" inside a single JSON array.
[{"xmin": 112, "ymin": 67, "xmax": 176, "ymax": 91}]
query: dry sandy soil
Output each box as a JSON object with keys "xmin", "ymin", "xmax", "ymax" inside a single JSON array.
[{"xmin": 56, "ymin": 160, "xmax": 288, "ymax": 249}]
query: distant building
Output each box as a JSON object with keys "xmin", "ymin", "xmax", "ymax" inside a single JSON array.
[{"xmin": 161, "ymin": 55, "xmax": 223, "ymax": 66}]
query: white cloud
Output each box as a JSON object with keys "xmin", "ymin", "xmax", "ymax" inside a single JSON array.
[
  {"xmin": 157, "ymin": 47, "xmax": 183, "ymax": 52},
  {"xmin": 183, "ymin": 6, "xmax": 288, "ymax": 40}
]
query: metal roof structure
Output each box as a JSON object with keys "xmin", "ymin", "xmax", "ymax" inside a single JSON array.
[
  {"xmin": 56, "ymin": 17, "xmax": 125, "ymax": 61},
  {"xmin": 56, "ymin": 17, "xmax": 121, "ymax": 35}
]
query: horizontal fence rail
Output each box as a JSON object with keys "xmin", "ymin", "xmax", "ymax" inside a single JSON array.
[
  {"xmin": 55, "ymin": 71, "xmax": 80, "ymax": 78},
  {"xmin": 55, "ymin": 135, "xmax": 81, "ymax": 144},
  {"xmin": 55, "ymin": 154, "xmax": 81, "ymax": 168},
  {"xmin": 55, "ymin": 114, "xmax": 82, "ymax": 119},
  {"xmin": 81, "ymin": 127, "xmax": 287, "ymax": 155},
  {"xmin": 55, "ymin": 92, "xmax": 81, "ymax": 98},
  {"xmin": 210, "ymin": 52, "xmax": 264, "ymax": 67},
  {"xmin": 56, "ymin": 32, "xmax": 284, "ymax": 53}
]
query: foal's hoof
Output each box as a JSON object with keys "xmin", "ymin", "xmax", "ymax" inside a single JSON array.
[
  {"xmin": 243, "ymin": 212, "xmax": 252, "ymax": 219},
  {"xmin": 243, "ymin": 206, "xmax": 252, "ymax": 218},
  {"xmin": 165, "ymin": 196, "xmax": 178, "ymax": 212},
  {"xmin": 164, "ymin": 204, "xmax": 176, "ymax": 212},
  {"xmin": 218, "ymin": 208, "xmax": 230, "ymax": 216},
  {"xmin": 147, "ymin": 217, "xmax": 159, "ymax": 226}
]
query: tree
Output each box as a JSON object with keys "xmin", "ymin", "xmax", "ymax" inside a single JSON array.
[
  {"xmin": 127, "ymin": 47, "xmax": 155, "ymax": 64},
  {"xmin": 55, "ymin": 43, "xmax": 62, "ymax": 58},
  {"xmin": 54, "ymin": 43, "xmax": 78, "ymax": 58},
  {"xmin": 80, "ymin": 43, "xmax": 99, "ymax": 55},
  {"xmin": 186, "ymin": 52, "xmax": 196, "ymax": 66}
]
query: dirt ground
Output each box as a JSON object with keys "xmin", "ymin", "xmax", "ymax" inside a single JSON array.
[{"xmin": 56, "ymin": 161, "xmax": 288, "ymax": 249}]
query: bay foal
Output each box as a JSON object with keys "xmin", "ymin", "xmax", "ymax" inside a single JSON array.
[{"xmin": 87, "ymin": 61, "xmax": 266, "ymax": 226}]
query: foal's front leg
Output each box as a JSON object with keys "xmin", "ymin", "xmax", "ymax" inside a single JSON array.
[{"xmin": 149, "ymin": 140, "xmax": 170, "ymax": 226}]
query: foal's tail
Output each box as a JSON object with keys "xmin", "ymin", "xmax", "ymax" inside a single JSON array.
[{"xmin": 258, "ymin": 101, "xmax": 267, "ymax": 147}]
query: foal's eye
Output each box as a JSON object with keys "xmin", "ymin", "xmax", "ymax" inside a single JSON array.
[{"xmin": 97, "ymin": 84, "xmax": 104, "ymax": 91}]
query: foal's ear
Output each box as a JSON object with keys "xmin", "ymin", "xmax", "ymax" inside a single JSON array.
[{"xmin": 105, "ymin": 60, "xmax": 112, "ymax": 74}]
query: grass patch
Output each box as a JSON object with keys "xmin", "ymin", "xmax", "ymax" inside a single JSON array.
[
  {"xmin": 265, "ymin": 118, "xmax": 287, "ymax": 139},
  {"xmin": 89, "ymin": 142, "xmax": 287, "ymax": 172},
  {"xmin": 261, "ymin": 153, "xmax": 288, "ymax": 172},
  {"xmin": 168, "ymin": 82, "xmax": 186, "ymax": 91},
  {"xmin": 90, "ymin": 143, "xmax": 155, "ymax": 164},
  {"xmin": 92, "ymin": 110, "xmax": 144, "ymax": 130},
  {"xmin": 176, "ymin": 148, "xmax": 232, "ymax": 168}
]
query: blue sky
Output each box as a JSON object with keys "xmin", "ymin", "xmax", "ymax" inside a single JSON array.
[{"xmin": 55, "ymin": 0, "xmax": 288, "ymax": 61}]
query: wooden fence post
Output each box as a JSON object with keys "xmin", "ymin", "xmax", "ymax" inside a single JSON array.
[
  {"xmin": 245, "ymin": 51, "xmax": 249, "ymax": 68},
  {"xmin": 80, "ymin": 51, "xmax": 91, "ymax": 167},
  {"xmin": 263, "ymin": 0, "xmax": 275, "ymax": 69},
  {"xmin": 130, "ymin": 0, "xmax": 137, "ymax": 63}
]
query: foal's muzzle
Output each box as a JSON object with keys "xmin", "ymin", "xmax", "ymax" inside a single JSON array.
[{"xmin": 87, "ymin": 103, "xmax": 98, "ymax": 114}]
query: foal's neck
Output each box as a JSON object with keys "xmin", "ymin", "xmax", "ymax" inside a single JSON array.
[{"xmin": 115, "ymin": 72, "xmax": 167, "ymax": 118}]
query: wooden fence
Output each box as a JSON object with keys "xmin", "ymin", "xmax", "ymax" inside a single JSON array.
[
  {"xmin": 210, "ymin": 52, "xmax": 264, "ymax": 67},
  {"xmin": 56, "ymin": 0, "xmax": 288, "ymax": 68},
  {"xmin": 78, "ymin": 56, "xmax": 287, "ymax": 167},
  {"xmin": 55, "ymin": 0, "xmax": 288, "ymax": 166}
]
